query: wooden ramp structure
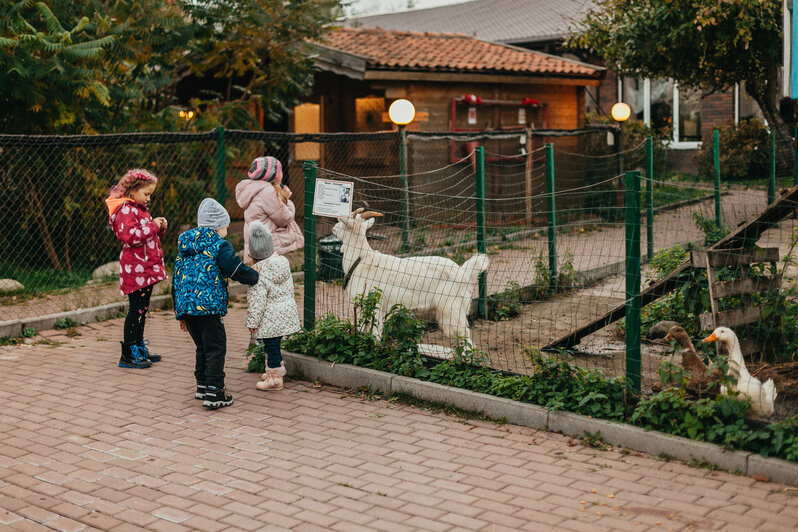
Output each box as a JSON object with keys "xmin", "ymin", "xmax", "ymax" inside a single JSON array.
[{"xmin": 544, "ymin": 184, "xmax": 798, "ymax": 350}]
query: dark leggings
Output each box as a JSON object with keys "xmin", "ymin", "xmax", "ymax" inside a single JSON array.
[
  {"xmin": 124, "ymin": 285, "xmax": 153, "ymax": 345},
  {"xmin": 260, "ymin": 337, "xmax": 283, "ymax": 369}
]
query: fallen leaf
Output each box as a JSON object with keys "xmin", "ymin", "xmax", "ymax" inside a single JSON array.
[{"xmin": 751, "ymin": 475, "xmax": 770, "ymax": 482}]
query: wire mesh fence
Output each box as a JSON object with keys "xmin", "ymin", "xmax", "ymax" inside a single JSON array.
[
  {"xmin": 302, "ymin": 130, "xmax": 798, "ymax": 422},
  {"xmin": 2, "ymin": 127, "xmax": 798, "ymax": 421}
]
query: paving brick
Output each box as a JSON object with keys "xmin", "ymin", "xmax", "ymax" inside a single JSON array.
[{"xmin": 0, "ymin": 310, "xmax": 795, "ymax": 532}]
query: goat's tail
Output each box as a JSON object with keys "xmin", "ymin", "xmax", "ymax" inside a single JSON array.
[{"xmin": 455, "ymin": 253, "xmax": 490, "ymax": 292}]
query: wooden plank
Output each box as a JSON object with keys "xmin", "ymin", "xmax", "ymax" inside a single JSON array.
[
  {"xmin": 543, "ymin": 183, "xmax": 798, "ymax": 350},
  {"xmin": 699, "ymin": 306, "xmax": 762, "ymax": 331},
  {"xmin": 690, "ymin": 247, "xmax": 780, "ymax": 268},
  {"xmin": 712, "ymin": 276, "xmax": 781, "ymax": 298}
]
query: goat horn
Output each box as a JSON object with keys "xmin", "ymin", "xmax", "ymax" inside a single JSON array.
[
  {"xmin": 351, "ymin": 207, "xmax": 365, "ymax": 217},
  {"xmin": 360, "ymin": 211, "xmax": 384, "ymax": 220}
]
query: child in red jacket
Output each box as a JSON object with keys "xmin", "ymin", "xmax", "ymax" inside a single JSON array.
[{"xmin": 106, "ymin": 169, "xmax": 168, "ymax": 369}]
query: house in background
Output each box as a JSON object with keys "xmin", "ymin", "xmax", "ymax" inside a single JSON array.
[
  {"xmin": 288, "ymin": 26, "xmax": 603, "ymax": 221},
  {"xmin": 349, "ymin": 0, "xmax": 764, "ymax": 168}
]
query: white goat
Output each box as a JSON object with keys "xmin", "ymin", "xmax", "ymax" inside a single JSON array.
[{"xmin": 332, "ymin": 209, "xmax": 489, "ymax": 344}]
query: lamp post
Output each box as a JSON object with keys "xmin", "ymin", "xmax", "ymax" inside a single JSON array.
[
  {"xmin": 611, "ymin": 102, "xmax": 631, "ymax": 207},
  {"xmin": 389, "ymin": 99, "xmax": 415, "ymax": 253}
]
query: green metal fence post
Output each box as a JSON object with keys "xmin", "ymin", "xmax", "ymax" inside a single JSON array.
[
  {"xmin": 625, "ymin": 170, "xmax": 641, "ymax": 394},
  {"xmin": 545, "ymin": 143, "xmax": 557, "ymax": 291},
  {"xmin": 769, "ymin": 128, "xmax": 776, "ymax": 205},
  {"xmin": 399, "ymin": 125, "xmax": 410, "ymax": 253},
  {"xmin": 645, "ymin": 135, "xmax": 654, "ymax": 260},
  {"xmin": 713, "ymin": 130, "xmax": 722, "ymax": 228},
  {"xmin": 475, "ymin": 147, "xmax": 487, "ymax": 318},
  {"xmin": 215, "ymin": 126, "xmax": 226, "ymax": 207},
  {"xmin": 303, "ymin": 161, "xmax": 317, "ymax": 331}
]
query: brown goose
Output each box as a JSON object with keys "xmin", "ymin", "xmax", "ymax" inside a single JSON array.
[{"xmin": 664, "ymin": 325, "xmax": 719, "ymax": 397}]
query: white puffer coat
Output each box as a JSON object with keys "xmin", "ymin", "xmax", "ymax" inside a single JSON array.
[{"xmin": 246, "ymin": 254, "xmax": 301, "ymax": 339}]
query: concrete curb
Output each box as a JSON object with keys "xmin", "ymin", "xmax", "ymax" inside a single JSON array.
[
  {"xmin": 0, "ymin": 283, "xmax": 250, "ymax": 338},
  {"xmin": 282, "ymin": 350, "xmax": 798, "ymax": 487}
]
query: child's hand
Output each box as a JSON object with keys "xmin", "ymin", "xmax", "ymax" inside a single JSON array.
[
  {"xmin": 283, "ymin": 185, "xmax": 292, "ymax": 199},
  {"xmin": 179, "ymin": 320, "xmax": 187, "ymax": 332},
  {"xmin": 153, "ymin": 217, "xmax": 168, "ymax": 230},
  {"xmin": 248, "ymin": 328, "xmax": 256, "ymax": 334}
]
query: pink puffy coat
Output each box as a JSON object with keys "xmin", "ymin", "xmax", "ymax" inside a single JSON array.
[
  {"xmin": 235, "ymin": 180, "xmax": 304, "ymax": 264},
  {"xmin": 106, "ymin": 198, "xmax": 167, "ymax": 295}
]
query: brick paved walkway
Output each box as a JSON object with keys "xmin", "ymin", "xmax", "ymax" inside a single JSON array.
[{"xmin": 1, "ymin": 309, "xmax": 796, "ymax": 531}]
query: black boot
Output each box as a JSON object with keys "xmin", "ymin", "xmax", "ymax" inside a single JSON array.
[
  {"xmin": 203, "ymin": 386, "xmax": 233, "ymax": 410},
  {"xmin": 195, "ymin": 384, "xmax": 206, "ymax": 400},
  {"xmin": 118, "ymin": 341, "xmax": 152, "ymax": 369},
  {"xmin": 136, "ymin": 340, "xmax": 162, "ymax": 362}
]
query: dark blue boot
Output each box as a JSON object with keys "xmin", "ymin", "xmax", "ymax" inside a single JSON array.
[
  {"xmin": 119, "ymin": 342, "xmax": 152, "ymax": 369},
  {"xmin": 137, "ymin": 340, "xmax": 162, "ymax": 362}
]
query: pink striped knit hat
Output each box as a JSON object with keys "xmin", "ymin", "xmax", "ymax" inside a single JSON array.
[{"xmin": 247, "ymin": 156, "xmax": 282, "ymax": 182}]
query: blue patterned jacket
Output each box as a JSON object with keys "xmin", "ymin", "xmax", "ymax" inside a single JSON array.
[{"xmin": 173, "ymin": 227, "xmax": 258, "ymax": 318}]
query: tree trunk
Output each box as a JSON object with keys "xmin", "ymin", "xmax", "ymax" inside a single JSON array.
[
  {"xmin": 745, "ymin": 57, "xmax": 794, "ymax": 176},
  {"xmin": 23, "ymin": 174, "xmax": 62, "ymax": 271}
]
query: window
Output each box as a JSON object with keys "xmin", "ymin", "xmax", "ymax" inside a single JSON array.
[
  {"xmin": 293, "ymin": 103, "xmax": 320, "ymax": 161},
  {"xmin": 619, "ymin": 77, "xmax": 763, "ymax": 149}
]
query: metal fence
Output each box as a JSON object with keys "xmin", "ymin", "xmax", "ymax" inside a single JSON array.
[{"xmin": 2, "ymin": 127, "xmax": 797, "ymax": 421}]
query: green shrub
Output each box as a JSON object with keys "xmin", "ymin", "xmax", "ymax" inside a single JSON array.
[
  {"xmin": 54, "ymin": 317, "xmax": 79, "ymax": 330},
  {"xmin": 649, "ymin": 244, "xmax": 688, "ymax": 280},
  {"xmin": 695, "ymin": 119, "xmax": 769, "ymax": 181},
  {"xmin": 692, "ymin": 212, "xmax": 730, "ymax": 247}
]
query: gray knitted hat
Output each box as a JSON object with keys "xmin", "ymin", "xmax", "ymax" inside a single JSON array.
[
  {"xmin": 197, "ymin": 198, "xmax": 230, "ymax": 230},
  {"xmin": 248, "ymin": 221, "xmax": 274, "ymax": 260}
]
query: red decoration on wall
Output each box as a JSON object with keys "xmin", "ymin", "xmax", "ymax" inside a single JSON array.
[
  {"xmin": 462, "ymin": 94, "xmax": 482, "ymax": 104},
  {"xmin": 521, "ymin": 98, "xmax": 541, "ymax": 106}
]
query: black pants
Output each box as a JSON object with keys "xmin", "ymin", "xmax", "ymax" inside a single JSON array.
[
  {"xmin": 124, "ymin": 285, "xmax": 153, "ymax": 345},
  {"xmin": 260, "ymin": 336, "xmax": 283, "ymax": 369},
  {"xmin": 184, "ymin": 315, "xmax": 227, "ymax": 389}
]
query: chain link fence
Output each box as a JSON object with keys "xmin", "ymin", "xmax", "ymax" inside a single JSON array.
[{"xmin": 2, "ymin": 127, "xmax": 798, "ymax": 420}]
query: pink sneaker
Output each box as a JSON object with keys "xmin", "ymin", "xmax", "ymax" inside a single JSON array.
[{"xmin": 257, "ymin": 363, "xmax": 286, "ymax": 391}]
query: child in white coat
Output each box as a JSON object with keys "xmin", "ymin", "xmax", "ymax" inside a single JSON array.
[{"xmin": 246, "ymin": 221, "xmax": 301, "ymax": 390}]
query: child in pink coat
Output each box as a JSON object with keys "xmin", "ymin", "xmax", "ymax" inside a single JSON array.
[
  {"xmin": 106, "ymin": 169, "xmax": 167, "ymax": 369},
  {"xmin": 236, "ymin": 156, "xmax": 304, "ymax": 265}
]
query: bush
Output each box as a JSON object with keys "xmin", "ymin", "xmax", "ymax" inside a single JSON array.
[{"xmin": 695, "ymin": 119, "xmax": 769, "ymax": 181}]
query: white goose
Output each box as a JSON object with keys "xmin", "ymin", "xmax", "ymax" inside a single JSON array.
[{"xmin": 703, "ymin": 327, "xmax": 777, "ymax": 418}]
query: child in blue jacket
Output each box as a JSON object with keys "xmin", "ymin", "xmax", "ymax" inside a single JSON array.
[{"xmin": 173, "ymin": 198, "xmax": 259, "ymax": 410}]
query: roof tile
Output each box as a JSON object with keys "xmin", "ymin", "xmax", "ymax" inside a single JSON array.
[{"xmin": 322, "ymin": 27, "xmax": 598, "ymax": 77}]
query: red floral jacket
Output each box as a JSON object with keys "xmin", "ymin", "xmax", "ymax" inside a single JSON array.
[{"xmin": 106, "ymin": 198, "xmax": 167, "ymax": 295}]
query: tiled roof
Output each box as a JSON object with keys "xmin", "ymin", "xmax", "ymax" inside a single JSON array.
[
  {"xmin": 348, "ymin": 0, "xmax": 596, "ymax": 45},
  {"xmin": 322, "ymin": 27, "xmax": 600, "ymax": 77}
]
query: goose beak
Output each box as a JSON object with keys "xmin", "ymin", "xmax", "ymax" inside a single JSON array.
[
  {"xmin": 663, "ymin": 334, "xmax": 673, "ymax": 342},
  {"xmin": 702, "ymin": 333, "xmax": 717, "ymax": 343}
]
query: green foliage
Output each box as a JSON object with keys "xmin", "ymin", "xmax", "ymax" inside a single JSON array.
[
  {"xmin": 20, "ymin": 327, "xmax": 36, "ymax": 338},
  {"xmin": 570, "ymin": 0, "xmax": 783, "ymax": 132},
  {"xmin": 54, "ymin": 317, "xmax": 79, "ymax": 330},
  {"xmin": 282, "ymin": 302, "xmax": 798, "ymax": 461},
  {"xmin": 1, "ymin": 1, "xmax": 343, "ymax": 134},
  {"xmin": 695, "ymin": 119, "xmax": 770, "ymax": 181},
  {"xmin": 486, "ymin": 281, "xmax": 522, "ymax": 321},
  {"xmin": 649, "ymin": 244, "xmax": 688, "ymax": 280},
  {"xmin": 245, "ymin": 342, "xmax": 265, "ymax": 373},
  {"xmin": 692, "ymin": 212, "xmax": 730, "ymax": 247},
  {"xmin": 0, "ymin": 1, "xmax": 117, "ymax": 133}
]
